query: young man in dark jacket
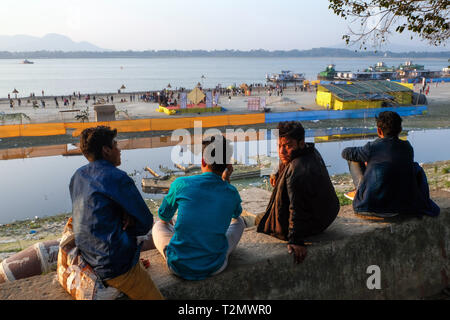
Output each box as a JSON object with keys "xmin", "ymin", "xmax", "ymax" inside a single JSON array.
[
  {"xmin": 257, "ymin": 121, "xmax": 340, "ymax": 264},
  {"xmin": 69, "ymin": 126, "xmax": 163, "ymax": 300},
  {"xmin": 341, "ymin": 111, "xmax": 439, "ymax": 218}
]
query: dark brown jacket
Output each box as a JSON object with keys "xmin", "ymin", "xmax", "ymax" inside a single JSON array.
[{"xmin": 257, "ymin": 143, "xmax": 339, "ymax": 245}]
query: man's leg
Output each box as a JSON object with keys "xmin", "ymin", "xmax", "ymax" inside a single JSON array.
[
  {"xmin": 414, "ymin": 162, "xmax": 440, "ymax": 216},
  {"xmin": 105, "ymin": 261, "xmax": 164, "ymax": 300},
  {"xmin": 225, "ymin": 217, "xmax": 245, "ymax": 254},
  {"xmin": 151, "ymin": 220, "xmax": 175, "ymax": 260},
  {"xmin": 347, "ymin": 160, "xmax": 366, "ymax": 189},
  {"xmin": 211, "ymin": 217, "xmax": 245, "ymax": 276}
]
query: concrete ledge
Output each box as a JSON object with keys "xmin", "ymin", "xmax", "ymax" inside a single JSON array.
[{"xmin": 1, "ymin": 190, "xmax": 449, "ymax": 300}]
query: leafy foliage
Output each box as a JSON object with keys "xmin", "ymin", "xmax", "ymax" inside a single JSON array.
[
  {"xmin": 328, "ymin": 0, "xmax": 449, "ymax": 48},
  {"xmin": 75, "ymin": 107, "xmax": 89, "ymax": 122}
]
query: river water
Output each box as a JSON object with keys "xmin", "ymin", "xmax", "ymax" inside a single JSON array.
[
  {"xmin": 0, "ymin": 127, "xmax": 449, "ymax": 224},
  {"xmin": 1, "ymin": 57, "xmax": 448, "ymax": 98}
]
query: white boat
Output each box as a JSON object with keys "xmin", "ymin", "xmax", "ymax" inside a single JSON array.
[
  {"xmin": 22, "ymin": 59, "xmax": 34, "ymax": 64},
  {"xmin": 266, "ymin": 70, "xmax": 305, "ymax": 84}
]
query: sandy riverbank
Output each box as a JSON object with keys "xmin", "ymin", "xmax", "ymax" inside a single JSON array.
[
  {"xmin": 0, "ymin": 86, "xmax": 320, "ymax": 124},
  {"xmin": 2, "ymin": 82, "xmax": 448, "ymax": 125},
  {"xmin": 1, "ymin": 83, "xmax": 449, "ymax": 150}
]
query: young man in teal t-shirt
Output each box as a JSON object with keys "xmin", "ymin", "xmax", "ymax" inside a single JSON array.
[{"xmin": 152, "ymin": 135, "xmax": 245, "ymax": 280}]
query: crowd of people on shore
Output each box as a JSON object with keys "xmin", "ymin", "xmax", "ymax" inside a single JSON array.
[
  {"xmin": 2, "ymin": 81, "xmax": 317, "ymax": 111},
  {"xmin": 57, "ymin": 110, "xmax": 439, "ymax": 300}
]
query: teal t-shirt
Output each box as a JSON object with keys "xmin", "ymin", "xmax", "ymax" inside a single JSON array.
[{"xmin": 158, "ymin": 172, "xmax": 242, "ymax": 280}]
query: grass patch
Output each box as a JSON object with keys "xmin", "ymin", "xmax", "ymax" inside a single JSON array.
[
  {"xmin": 144, "ymin": 199, "xmax": 163, "ymax": 216},
  {"xmin": 336, "ymin": 191, "xmax": 353, "ymax": 206},
  {"xmin": 0, "ymin": 213, "xmax": 71, "ymax": 229},
  {"xmin": 442, "ymin": 167, "xmax": 450, "ymax": 174},
  {"xmin": 0, "ymin": 248, "xmax": 22, "ymax": 253}
]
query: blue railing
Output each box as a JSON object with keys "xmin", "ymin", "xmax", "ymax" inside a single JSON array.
[{"xmin": 265, "ymin": 105, "xmax": 427, "ymax": 123}]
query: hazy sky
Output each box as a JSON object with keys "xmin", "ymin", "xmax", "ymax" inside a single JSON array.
[{"xmin": 1, "ymin": 0, "xmax": 445, "ymax": 51}]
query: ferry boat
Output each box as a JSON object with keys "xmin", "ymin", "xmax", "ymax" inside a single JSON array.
[
  {"xmin": 22, "ymin": 59, "xmax": 34, "ymax": 64},
  {"xmin": 365, "ymin": 61, "xmax": 396, "ymax": 72},
  {"xmin": 266, "ymin": 70, "xmax": 305, "ymax": 86},
  {"xmin": 395, "ymin": 61, "xmax": 442, "ymax": 79},
  {"xmin": 318, "ymin": 61, "xmax": 444, "ymax": 81},
  {"xmin": 317, "ymin": 63, "xmax": 396, "ymax": 81},
  {"xmin": 318, "ymin": 64, "xmax": 350, "ymax": 80}
]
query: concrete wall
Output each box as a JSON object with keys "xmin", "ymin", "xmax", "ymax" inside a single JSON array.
[{"xmin": 0, "ymin": 189, "xmax": 448, "ymax": 300}]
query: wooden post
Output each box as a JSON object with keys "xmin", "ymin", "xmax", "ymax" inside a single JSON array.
[{"xmin": 145, "ymin": 166, "xmax": 160, "ymax": 178}]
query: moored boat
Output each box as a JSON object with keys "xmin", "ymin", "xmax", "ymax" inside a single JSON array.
[
  {"xmin": 266, "ymin": 70, "xmax": 305, "ymax": 86},
  {"xmin": 318, "ymin": 60, "xmax": 445, "ymax": 81}
]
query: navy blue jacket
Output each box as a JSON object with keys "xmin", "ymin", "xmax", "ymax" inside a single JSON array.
[
  {"xmin": 342, "ymin": 137, "xmax": 439, "ymax": 216},
  {"xmin": 69, "ymin": 160, "xmax": 153, "ymax": 280}
]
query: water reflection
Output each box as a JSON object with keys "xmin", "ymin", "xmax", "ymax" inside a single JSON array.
[{"xmin": 1, "ymin": 128, "xmax": 449, "ymax": 224}]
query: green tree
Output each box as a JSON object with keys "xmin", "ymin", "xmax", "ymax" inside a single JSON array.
[{"xmin": 328, "ymin": 0, "xmax": 449, "ymax": 48}]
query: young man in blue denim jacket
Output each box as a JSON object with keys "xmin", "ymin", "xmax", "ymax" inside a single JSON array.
[{"xmin": 69, "ymin": 126, "xmax": 163, "ymax": 299}]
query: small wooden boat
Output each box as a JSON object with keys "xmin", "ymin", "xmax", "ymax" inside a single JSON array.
[
  {"xmin": 174, "ymin": 163, "xmax": 199, "ymax": 173},
  {"xmin": 145, "ymin": 166, "xmax": 169, "ymax": 180},
  {"xmin": 141, "ymin": 169, "xmax": 263, "ymax": 194},
  {"xmin": 142, "ymin": 178, "xmax": 171, "ymax": 194}
]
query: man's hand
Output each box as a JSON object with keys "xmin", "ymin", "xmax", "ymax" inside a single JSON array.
[
  {"xmin": 122, "ymin": 213, "xmax": 135, "ymax": 231},
  {"xmin": 287, "ymin": 244, "xmax": 307, "ymax": 264},
  {"xmin": 161, "ymin": 218, "xmax": 175, "ymax": 226},
  {"xmin": 222, "ymin": 164, "xmax": 233, "ymax": 182},
  {"xmin": 140, "ymin": 258, "xmax": 150, "ymax": 269},
  {"xmin": 269, "ymin": 174, "xmax": 277, "ymax": 187}
]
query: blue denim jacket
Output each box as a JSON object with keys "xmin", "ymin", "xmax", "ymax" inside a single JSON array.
[
  {"xmin": 342, "ymin": 137, "xmax": 439, "ymax": 216},
  {"xmin": 69, "ymin": 160, "xmax": 153, "ymax": 280}
]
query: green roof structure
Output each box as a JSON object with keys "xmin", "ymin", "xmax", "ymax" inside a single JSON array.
[{"xmin": 319, "ymin": 81, "xmax": 412, "ymax": 101}]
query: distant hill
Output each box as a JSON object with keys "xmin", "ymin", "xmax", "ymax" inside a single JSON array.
[
  {"xmin": 0, "ymin": 34, "xmax": 106, "ymax": 52},
  {"xmin": 0, "ymin": 47, "xmax": 448, "ymax": 59}
]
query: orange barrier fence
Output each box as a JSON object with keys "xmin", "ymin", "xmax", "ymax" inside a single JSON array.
[
  {"xmin": 150, "ymin": 114, "xmax": 265, "ymax": 132},
  {"xmin": 0, "ymin": 123, "xmax": 66, "ymax": 138},
  {"xmin": 0, "ymin": 114, "xmax": 266, "ymax": 138},
  {"xmin": 0, "ymin": 144, "xmax": 68, "ymax": 160},
  {"xmin": 0, "ymin": 122, "xmax": 270, "ymax": 160}
]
